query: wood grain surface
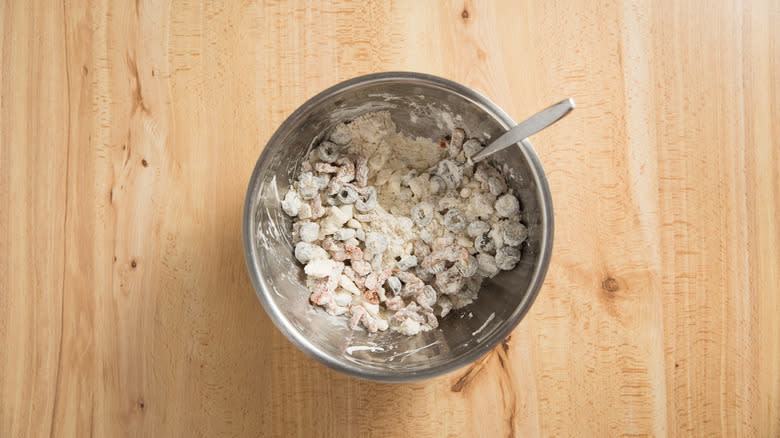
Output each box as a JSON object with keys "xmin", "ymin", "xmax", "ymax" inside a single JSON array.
[{"xmin": 1, "ymin": 1, "xmax": 778, "ymax": 436}]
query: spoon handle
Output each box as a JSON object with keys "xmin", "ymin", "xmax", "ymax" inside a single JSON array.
[{"xmin": 470, "ymin": 98, "xmax": 575, "ymax": 163}]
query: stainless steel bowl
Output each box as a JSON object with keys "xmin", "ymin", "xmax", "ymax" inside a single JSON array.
[{"xmin": 243, "ymin": 72, "xmax": 553, "ymax": 382}]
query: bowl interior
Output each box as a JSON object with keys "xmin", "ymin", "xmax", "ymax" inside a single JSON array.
[{"xmin": 245, "ymin": 75, "xmax": 551, "ymax": 381}]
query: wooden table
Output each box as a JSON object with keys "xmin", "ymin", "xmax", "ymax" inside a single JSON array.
[{"xmin": 2, "ymin": 1, "xmax": 778, "ymax": 436}]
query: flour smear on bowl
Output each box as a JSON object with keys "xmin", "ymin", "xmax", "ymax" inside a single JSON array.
[{"xmin": 281, "ymin": 111, "xmax": 527, "ymax": 335}]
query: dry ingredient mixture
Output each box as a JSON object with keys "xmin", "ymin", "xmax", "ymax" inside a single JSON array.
[{"xmin": 281, "ymin": 111, "xmax": 528, "ymax": 335}]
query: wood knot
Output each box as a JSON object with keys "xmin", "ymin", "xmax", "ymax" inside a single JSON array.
[
  {"xmin": 141, "ymin": 158, "xmax": 148, "ymax": 167},
  {"xmin": 451, "ymin": 360, "xmax": 486, "ymax": 392},
  {"xmin": 461, "ymin": 9, "xmax": 469, "ymax": 19},
  {"xmin": 131, "ymin": 259, "xmax": 137, "ymax": 269},
  {"xmin": 82, "ymin": 65, "xmax": 89, "ymax": 76},
  {"xmin": 501, "ymin": 335, "xmax": 511, "ymax": 352},
  {"xmin": 602, "ymin": 277, "xmax": 619, "ymax": 293}
]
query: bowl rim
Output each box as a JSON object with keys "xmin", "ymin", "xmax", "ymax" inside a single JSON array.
[{"xmin": 242, "ymin": 71, "xmax": 554, "ymax": 382}]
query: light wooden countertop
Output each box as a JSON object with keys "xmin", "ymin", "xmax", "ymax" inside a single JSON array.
[{"xmin": 2, "ymin": 1, "xmax": 778, "ymax": 436}]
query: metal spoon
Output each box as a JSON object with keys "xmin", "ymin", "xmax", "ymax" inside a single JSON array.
[{"xmin": 470, "ymin": 98, "xmax": 575, "ymax": 163}]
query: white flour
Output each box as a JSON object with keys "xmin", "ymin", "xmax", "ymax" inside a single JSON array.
[{"xmin": 283, "ymin": 111, "xmax": 527, "ymax": 336}]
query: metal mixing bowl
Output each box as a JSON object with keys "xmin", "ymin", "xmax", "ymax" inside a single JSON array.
[{"xmin": 243, "ymin": 72, "xmax": 553, "ymax": 382}]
